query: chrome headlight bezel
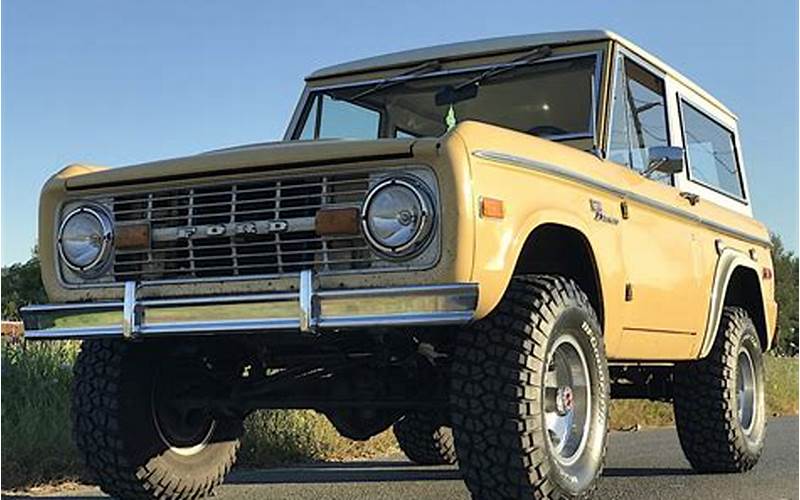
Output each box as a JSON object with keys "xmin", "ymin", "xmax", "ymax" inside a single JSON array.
[
  {"xmin": 57, "ymin": 205, "xmax": 114, "ymax": 275},
  {"xmin": 360, "ymin": 176, "xmax": 435, "ymax": 259}
]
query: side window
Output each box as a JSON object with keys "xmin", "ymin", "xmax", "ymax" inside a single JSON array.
[
  {"xmin": 679, "ymin": 100, "xmax": 745, "ymax": 199},
  {"xmin": 298, "ymin": 96, "xmax": 318, "ymax": 140},
  {"xmin": 607, "ymin": 56, "xmax": 671, "ymax": 184}
]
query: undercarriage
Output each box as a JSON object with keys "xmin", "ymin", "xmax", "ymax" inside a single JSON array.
[
  {"xmin": 148, "ymin": 329, "xmax": 454, "ymax": 440},
  {"xmin": 146, "ymin": 330, "xmax": 685, "ymax": 443}
]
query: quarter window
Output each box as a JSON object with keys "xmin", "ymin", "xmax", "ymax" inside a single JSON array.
[
  {"xmin": 679, "ymin": 100, "xmax": 744, "ymax": 199},
  {"xmin": 298, "ymin": 96, "xmax": 318, "ymax": 140},
  {"xmin": 607, "ymin": 57, "xmax": 671, "ymax": 184}
]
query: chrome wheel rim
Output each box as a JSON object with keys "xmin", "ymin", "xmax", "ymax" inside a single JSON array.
[
  {"xmin": 544, "ymin": 334, "xmax": 591, "ymax": 466},
  {"xmin": 736, "ymin": 347, "xmax": 757, "ymax": 435},
  {"xmin": 152, "ymin": 377, "xmax": 216, "ymax": 456}
]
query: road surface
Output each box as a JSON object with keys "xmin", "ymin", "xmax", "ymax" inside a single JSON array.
[{"xmin": 5, "ymin": 417, "xmax": 798, "ymax": 499}]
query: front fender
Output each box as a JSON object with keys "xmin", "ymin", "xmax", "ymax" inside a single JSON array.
[{"xmin": 472, "ymin": 208, "xmax": 599, "ymax": 318}]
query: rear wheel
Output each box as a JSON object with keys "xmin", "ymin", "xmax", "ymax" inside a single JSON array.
[
  {"xmin": 450, "ymin": 275, "xmax": 609, "ymax": 499},
  {"xmin": 72, "ymin": 339, "xmax": 243, "ymax": 500},
  {"xmin": 673, "ymin": 307, "xmax": 766, "ymax": 472},
  {"xmin": 393, "ymin": 412, "xmax": 456, "ymax": 465}
]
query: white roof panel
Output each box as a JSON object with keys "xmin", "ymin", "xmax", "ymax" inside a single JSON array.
[{"xmin": 306, "ymin": 30, "xmax": 735, "ymax": 118}]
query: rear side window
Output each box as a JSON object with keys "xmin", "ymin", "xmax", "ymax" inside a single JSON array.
[{"xmin": 679, "ymin": 100, "xmax": 745, "ymax": 199}]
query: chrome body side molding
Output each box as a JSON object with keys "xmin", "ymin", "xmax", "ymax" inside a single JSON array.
[{"xmin": 472, "ymin": 150, "xmax": 771, "ymax": 248}]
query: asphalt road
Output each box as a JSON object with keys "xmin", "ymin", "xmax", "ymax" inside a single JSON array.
[{"xmin": 5, "ymin": 417, "xmax": 798, "ymax": 500}]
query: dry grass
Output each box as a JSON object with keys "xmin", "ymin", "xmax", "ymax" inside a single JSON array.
[
  {"xmin": 764, "ymin": 355, "xmax": 799, "ymax": 415},
  {"xmin": 610, "ymin": 400, "xmax": 675, "ymax": 430},
  {"xmin": 239, "ymin": 411, "xmax": 398, "ymax": 467},
  {"xmin": 610, "ymin": 355, "xmax": 799, "ymax": 430}
]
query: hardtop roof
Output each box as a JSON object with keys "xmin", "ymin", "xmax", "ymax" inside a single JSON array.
[{"xmin": 306, "ymin": 30, "xmax": 734, "ymax": 118}]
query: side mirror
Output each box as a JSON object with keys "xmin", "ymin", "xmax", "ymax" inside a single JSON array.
[{"xmin": 644, "ymin": 146, "xmax": 684, "ymax": 178}]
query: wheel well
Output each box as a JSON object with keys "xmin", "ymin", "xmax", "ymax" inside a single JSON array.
[
  {"xmin": 724, "ymin": 266, "xmax": 768, "ymax": 350},
  {"xmin": 513, "ymin": 224, "xmax": 604, "ymax": 326}
]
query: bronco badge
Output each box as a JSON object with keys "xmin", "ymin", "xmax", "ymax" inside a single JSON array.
[{"xmin": 589, "ymin": 199, "xmax": 619, "ymax": 225}]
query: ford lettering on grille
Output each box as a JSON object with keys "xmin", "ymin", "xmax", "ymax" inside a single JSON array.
[{"xmin": 162, "ymin": 220, "xmax": 291, "ymax": 242}]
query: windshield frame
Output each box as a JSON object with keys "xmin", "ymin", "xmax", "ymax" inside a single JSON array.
[{"xmin": 285, "ymin": 50, "xmax": 604, "ymax": 145}]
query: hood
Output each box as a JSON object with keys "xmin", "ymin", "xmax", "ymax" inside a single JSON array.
[{"xmin": 65, "ymin": 138, "xmax": 416, "ymax": 191}]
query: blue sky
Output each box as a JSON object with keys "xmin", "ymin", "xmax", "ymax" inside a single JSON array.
[{"xmin": 2, "ymin": 0, "xmax": 797, "ymax": 265}]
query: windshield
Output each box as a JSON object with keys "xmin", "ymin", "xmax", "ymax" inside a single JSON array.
[{"xmin": 292, "ymin": 54, "xmax": 598, "ymax": 142}]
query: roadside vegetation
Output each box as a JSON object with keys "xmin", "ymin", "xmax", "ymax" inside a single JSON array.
[
  {"xmin": 2, "ymin": 339, "xmax": 82, "ymax": 489},
  {"xmin": 609, "ymin": 355, "xmax": 798, "ymax": 430},
  {"xmin": 239, "ymin": 411, "xmax": 397, "ymax": 467}
]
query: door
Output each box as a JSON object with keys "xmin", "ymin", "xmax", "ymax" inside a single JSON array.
[{"xmin": 606, "ymin": 51, "xmax": 705, "ymax": 360}]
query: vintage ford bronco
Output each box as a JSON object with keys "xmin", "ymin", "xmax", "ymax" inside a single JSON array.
[{"xmin": 23, "ymin": 30, "xmax": 777, "ymax": 499}]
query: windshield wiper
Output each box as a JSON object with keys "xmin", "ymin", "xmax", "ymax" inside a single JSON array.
[
  {"xmin": 435, "ymin": 45, "xmax": 552, "ymax": 105},
  {"xmin": 349, "ymin": 60, "xmax": 442, "ymax": 101}
]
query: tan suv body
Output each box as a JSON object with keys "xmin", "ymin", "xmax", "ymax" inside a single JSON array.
[{"xmin": 23, "ymin": 31, "xmax": 775, "ymax": 500}]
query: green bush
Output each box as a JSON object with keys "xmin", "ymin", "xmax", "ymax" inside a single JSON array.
[
  {"xmin": 1, "ymin": 339, "xmax": 83, "ymax": 488},
  {"xmin": 771, "ymin": 234, "xmax": 799, "ymax": 355},
  {"xmin": 240, "ymin": 410, "xmax": 341, "ymax": 466},
  {"xmin": 1, "ymin": 254, "xmax": 47, "ymax": 321},
  {"xmin": 240, "ymin": 411, "xmax": 396, "ymax": 466}
]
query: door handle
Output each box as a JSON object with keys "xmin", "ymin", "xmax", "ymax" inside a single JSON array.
[{"xmin": 680, "ymin": 192, "xmax": 700, "ymax": 206}]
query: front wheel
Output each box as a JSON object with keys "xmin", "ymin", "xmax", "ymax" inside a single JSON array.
[
  {"xmin": 72, "ymin": 339, "xmax": 243, "ymax": 500},
  {"xmin": 450, "ymin": 275, "xmax": 609, "ymax": 499},
  {"xmin": 673, "ymin": 307, "xmax": 766, "ymax": 472}
]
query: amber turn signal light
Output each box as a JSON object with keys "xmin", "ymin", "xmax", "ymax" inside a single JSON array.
[
  {"xmin": 315, "ymin": 207, "xmax": 361, "ymax": 235},
  {"xmin": 114, "ymin": 223, "xmax": 150, "ymax": 250},
  {"xmin": 480, "ymin": 197, "xmax": 505, "ymax": 219}
]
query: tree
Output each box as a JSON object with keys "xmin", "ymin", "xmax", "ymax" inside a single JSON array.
[
  {"xmin": 1, "ymin": 251, "xmax": 47, "ymax": 321},
  {"xmin": 771, "ymin": 234, "xmax": 799, "ymax": 355}
]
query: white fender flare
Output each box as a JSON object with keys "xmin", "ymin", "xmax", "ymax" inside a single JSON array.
[{"xmin": 699, "ymin": 246, "xmax": 768, "ymax": 358}]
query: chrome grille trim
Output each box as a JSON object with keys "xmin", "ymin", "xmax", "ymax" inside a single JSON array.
[{"xmin": 110, "ymin": 172, "xmax": 378, "ymax": 282}]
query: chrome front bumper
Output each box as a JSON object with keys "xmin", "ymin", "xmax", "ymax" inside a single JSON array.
[{"xmin": 21, "ymin": 270, "xmax": 478, "ymax": 340}]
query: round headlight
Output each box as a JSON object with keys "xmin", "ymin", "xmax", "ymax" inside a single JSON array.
[
  {"xmin": 58, "ymin": 206, "xmax": 113, "ymax": 273},
  {"xmin": 361, "ymin": 177, "xmax": 434, "ymax": 258}
]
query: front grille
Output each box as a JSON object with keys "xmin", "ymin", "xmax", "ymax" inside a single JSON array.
[{"xmin": 111, "ymin": 173, "xmax": 377, "ymax": 281}]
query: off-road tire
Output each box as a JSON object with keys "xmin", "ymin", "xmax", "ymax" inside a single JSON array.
[
  {"xmin": 450, "ymin": 275, "xmax": 609, "ymax": 500},
  {"xmin": 72, "ymin": 339, "xmax": 243, "ymax": 500},
  {"xmin": 393, "ymin": 412, "xmax": 457, "ymax": 465},
  {"xmin": 673, "ymin": 307, "xmax": 766, "ymax": 472}
]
